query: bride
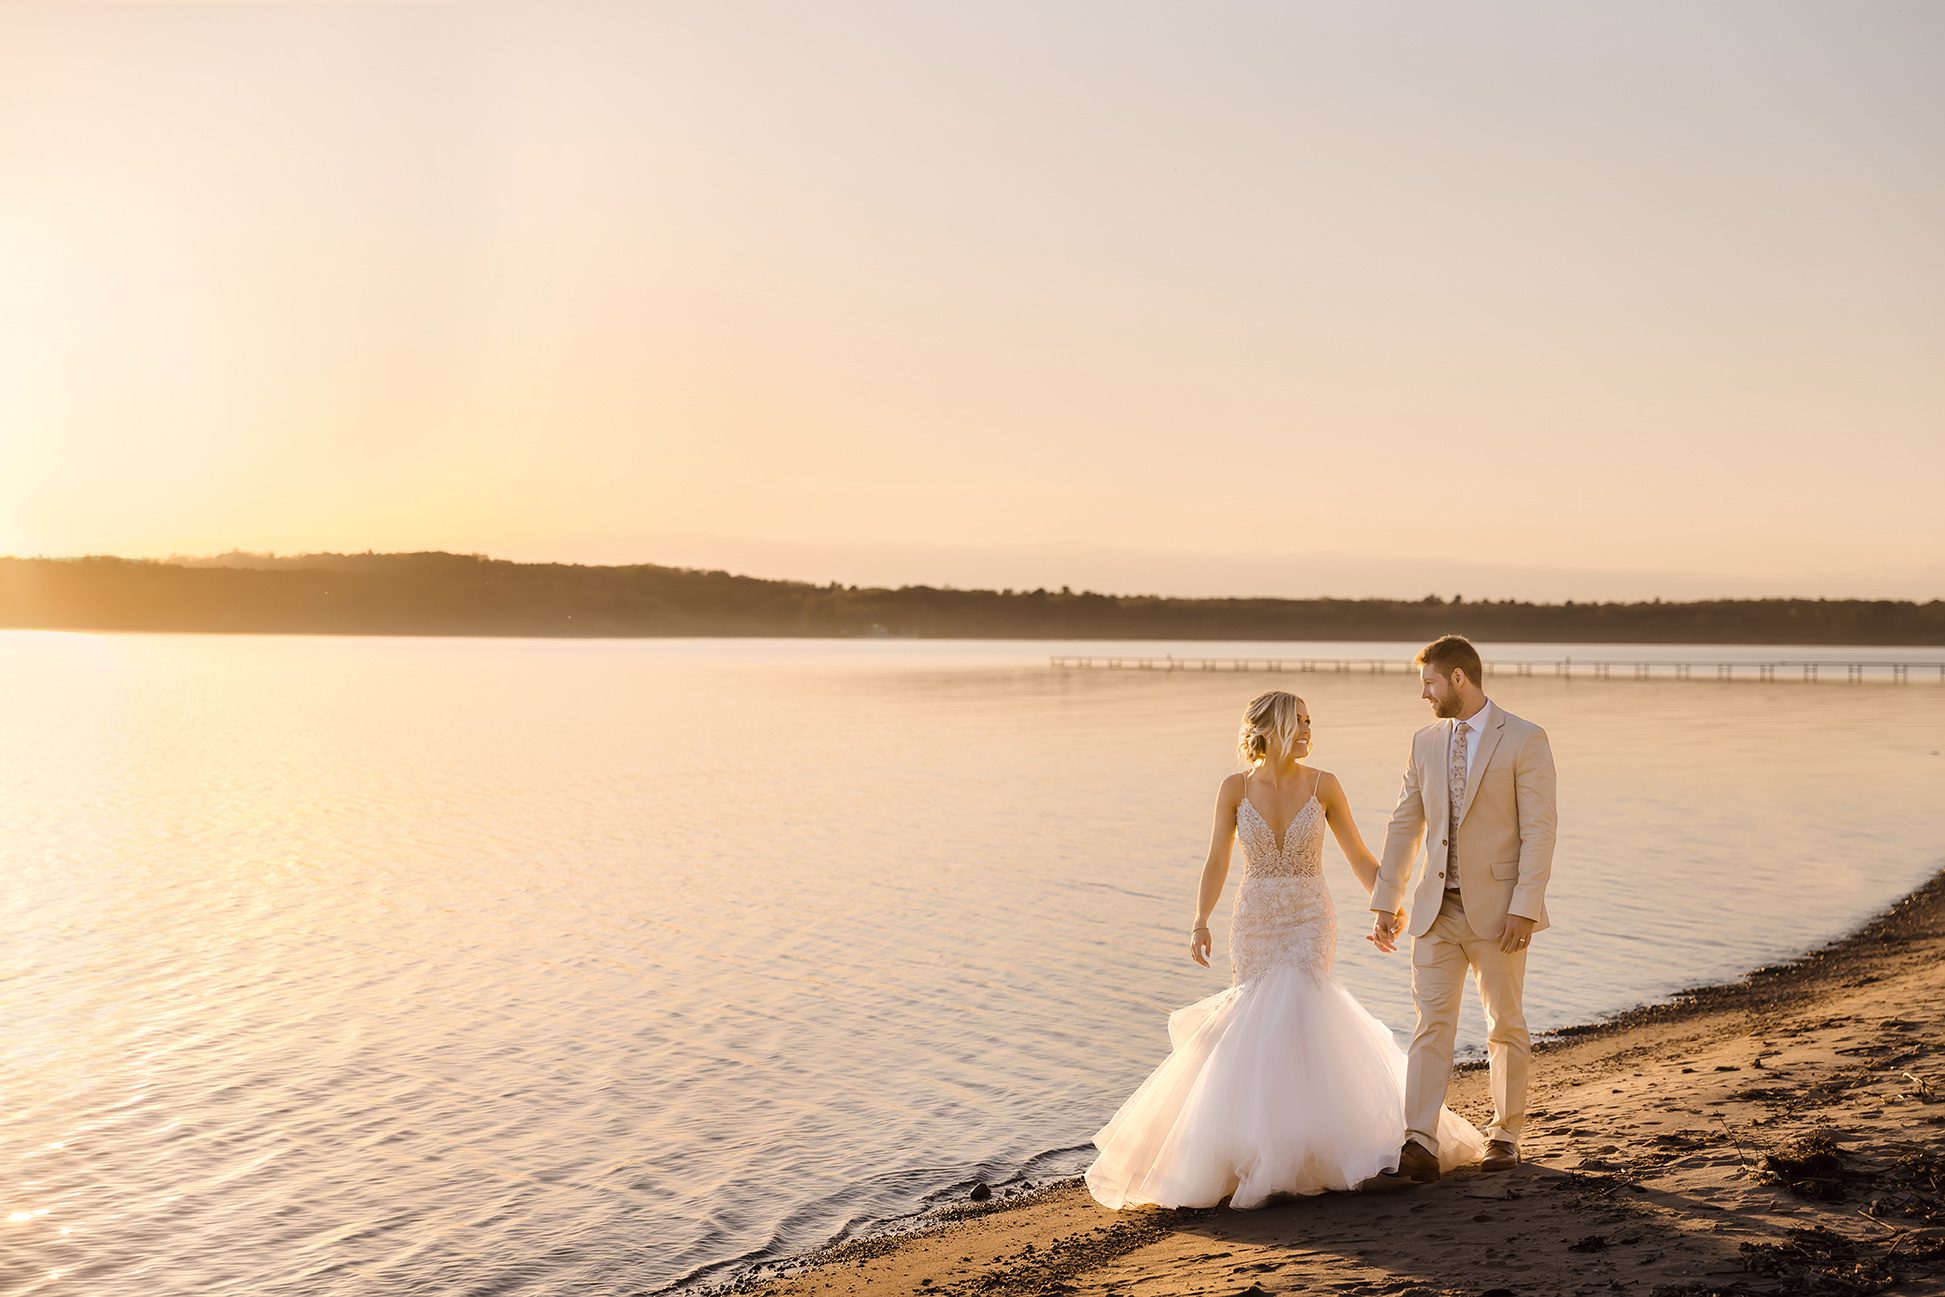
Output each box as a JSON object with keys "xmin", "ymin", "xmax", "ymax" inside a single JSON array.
[{"xmin": 1085, "ymin": 690, "xmax": 1485, "ymax": 1209}]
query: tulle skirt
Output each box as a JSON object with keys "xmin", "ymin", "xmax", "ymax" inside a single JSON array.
[{"xmin": 1085, "ymin": 963, "xmax": 1486, "ymax": 1209}]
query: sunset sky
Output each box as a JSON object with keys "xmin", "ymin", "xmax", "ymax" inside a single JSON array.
[{"xmin": 2, "ymin": 2, "xmax": 1940, "ymax": 601}]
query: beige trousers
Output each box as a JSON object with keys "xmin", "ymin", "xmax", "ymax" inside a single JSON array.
[{"xmin": 1405, "ymin": 888, "xmax": 1530, "ymax": 1153}]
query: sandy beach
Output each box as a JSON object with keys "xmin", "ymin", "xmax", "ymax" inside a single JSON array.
[{"xmin": 730, "ymin": 868, "xmax": 1945, "ymax": 1297}]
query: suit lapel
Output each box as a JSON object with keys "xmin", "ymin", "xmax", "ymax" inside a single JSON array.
[{"xmin": 1457, "ymin": 708, "xmax": 1506, "ymax": 824}]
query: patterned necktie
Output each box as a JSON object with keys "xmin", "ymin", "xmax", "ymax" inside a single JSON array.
[{"xmin": 1447, "ymin": 719, "xmax": 1470, "ymax": 886}]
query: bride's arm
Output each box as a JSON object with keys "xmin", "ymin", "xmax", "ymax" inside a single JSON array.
[
  {"xmin": 1317, "ymin": 771, "xmax": 1381, "ymax": 895},
  {"xmin": 1189, "ymin": 774, "xmax": 1244, "ymax": 966}
]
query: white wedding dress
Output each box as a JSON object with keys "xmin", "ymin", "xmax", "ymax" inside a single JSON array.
[{"xmin": 1084, "ymin": 782, "xmax": 1485, "ymax": 1209}]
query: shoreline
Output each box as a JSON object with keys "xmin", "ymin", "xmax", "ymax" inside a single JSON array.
[
  {"xmin": 7, "ymin": 554, "xmax": 1944, "ymax": 646},
  {"xmin": 717, "ymin": 865, "xmax": 1945, "ymax": 1297}
]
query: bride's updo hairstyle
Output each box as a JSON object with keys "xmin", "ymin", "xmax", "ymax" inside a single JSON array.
[{"xmin": 1238, "ymin": 691, "xmax": 1306, "ymax": 767}]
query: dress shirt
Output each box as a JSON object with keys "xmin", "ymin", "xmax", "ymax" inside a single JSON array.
[{"xmin": 1452, "ymin": 698, "xmax": 1493, "ymax": 781}]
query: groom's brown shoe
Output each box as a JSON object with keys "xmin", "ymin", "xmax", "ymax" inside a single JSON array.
[
  {"xmin": 1481, "ymin": 1139, "xmax": 1520, "ymax": 1171},
  {"xmin": 1362, "ymin": 1139, "xmax": 1441, "ymax": 1190}
]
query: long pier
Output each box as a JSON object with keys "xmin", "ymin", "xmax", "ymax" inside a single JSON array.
[{"xmin": 1048, "ymin": 654, "xmax": 1945, "ymax": 684}]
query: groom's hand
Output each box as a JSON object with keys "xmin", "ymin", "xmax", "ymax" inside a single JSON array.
[
  {"xmin": 1497, "ymin": 915, "xmax": 1536, "ymax": 955},
  {"xmin": 1367, "ymin": 910, "xmax": 1404, "ymax": 954}
]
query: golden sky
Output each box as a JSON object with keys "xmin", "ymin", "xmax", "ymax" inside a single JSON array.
[{"xmin": 2, "ymin": 2, "xmax": 1940, "ymax": 600}]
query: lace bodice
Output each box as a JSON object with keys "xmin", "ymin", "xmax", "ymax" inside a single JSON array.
[
  {"xmin": 1236, "ymin": 794, "xmax": 1325, "ymax": 878},
  {"xmin": 1230, "ymin": 775, "xmax": 1335, "ymax": 984}
]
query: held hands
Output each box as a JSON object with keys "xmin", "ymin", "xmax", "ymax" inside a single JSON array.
[
  {"xmin": 1366, "ymin": 910, "xmax": 1531, "ymax": 954},
  {"xmin": 1189, "ymin": 925, "xmax": 1212, "ymax": 968}
]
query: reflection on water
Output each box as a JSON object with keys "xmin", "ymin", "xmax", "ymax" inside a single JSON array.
[{"xmin": 0, "ymin": 633, "xmax": 1939, "ymax": 1295}]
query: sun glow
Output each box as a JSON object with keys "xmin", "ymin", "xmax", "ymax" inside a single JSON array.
[{"xmin": 0, "ymin": 4, "xmax": 1939, "ymax": 600}]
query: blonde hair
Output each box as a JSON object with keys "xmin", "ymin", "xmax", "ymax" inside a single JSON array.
[{"xmin": 1237, "ymin": 691, "xmax": 1307, "ymax": 767}]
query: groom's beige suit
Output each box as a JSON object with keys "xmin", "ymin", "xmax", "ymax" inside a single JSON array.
[{"xmin": 1371, "ymin": 701, "xmax": 1557, "ymax": 1153}]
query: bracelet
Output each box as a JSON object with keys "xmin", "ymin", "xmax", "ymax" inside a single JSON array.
[{"xmin": 1191, "ymin": 925, "xmax": 1210, "ymax": 934}]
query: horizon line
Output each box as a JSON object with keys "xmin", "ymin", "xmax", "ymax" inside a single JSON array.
[{"xmin": 4, "ymin": 548, "xmax": 1939, "ymax": 609}]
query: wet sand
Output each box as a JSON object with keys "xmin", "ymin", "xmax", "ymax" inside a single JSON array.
[{"xmin": 727, "ymin": 868, "xmax": 1945, "ymax": 1297}]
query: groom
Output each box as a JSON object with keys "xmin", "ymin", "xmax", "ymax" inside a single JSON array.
[{"xmin": 1367, "ymin": 635, "xmax": 1557, "ymax": 1182}]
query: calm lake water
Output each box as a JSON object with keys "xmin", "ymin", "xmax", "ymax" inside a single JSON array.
[{"xmin": 1, "ymin": 633, "xmax": 1941, "ymax": 1296}]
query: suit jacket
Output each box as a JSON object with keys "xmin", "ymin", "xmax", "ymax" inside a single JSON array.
[{"xmin": 1371, "ymin": 703, "xmax": 1557, "ymax": 939}]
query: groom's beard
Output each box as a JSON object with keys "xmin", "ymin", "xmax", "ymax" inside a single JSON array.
[{"xmin": 1430, "ymin": 694, "xmax": 1462, "ymax": 719}]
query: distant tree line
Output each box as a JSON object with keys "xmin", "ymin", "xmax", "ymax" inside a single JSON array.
[{"xmin": 1, "ymin": 552, "xmax": 1940, "ymax": 644}]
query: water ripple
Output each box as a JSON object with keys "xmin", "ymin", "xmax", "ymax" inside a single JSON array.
[{"xmin": 0, "ymin": 633, "xmax": 1938, "ymax": 1295}]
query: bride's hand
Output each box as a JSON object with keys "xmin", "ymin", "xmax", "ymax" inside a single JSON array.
[
  {"xmin": 1189, "ymin": 926, "xmax": 1212, "ymax": 967},
  {"xmin": 1367, "ymin": 910, "xmax": 1405, "ymax": 954}
]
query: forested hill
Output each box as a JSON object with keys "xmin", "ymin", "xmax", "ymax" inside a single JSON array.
[{"xmin": 1, "ymin": 552, "xmax": 1940, "ymax": 644}]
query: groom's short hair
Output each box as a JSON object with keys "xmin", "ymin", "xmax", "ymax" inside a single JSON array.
[{"xmin": 1415, "ymin": 635, "xmax": 1483, "ymax": 687}]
